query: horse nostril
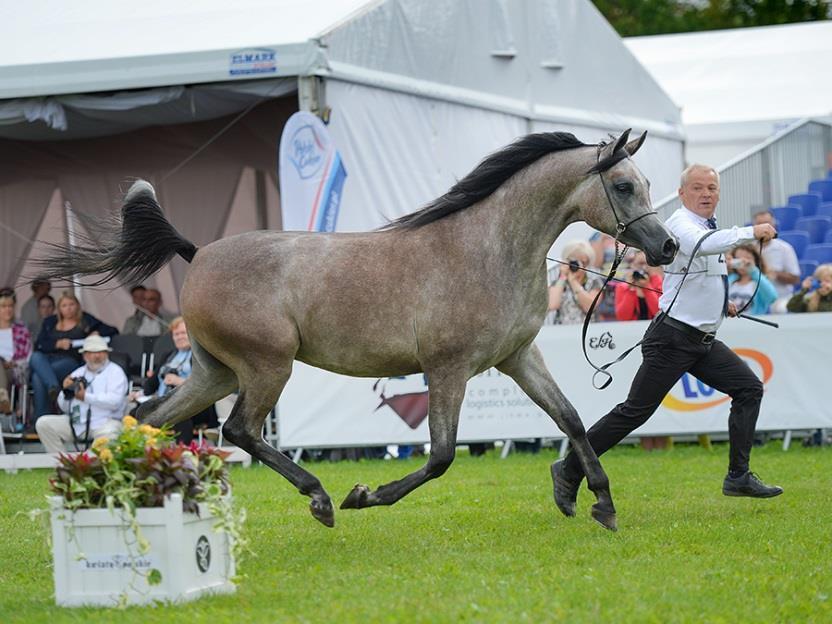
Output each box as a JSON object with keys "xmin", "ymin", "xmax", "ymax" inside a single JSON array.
[{"xmin": 663, "ymin": 238, "xmax": 678, "ymax": 259}]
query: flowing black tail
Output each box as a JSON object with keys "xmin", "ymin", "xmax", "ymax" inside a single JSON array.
[{"xmin": 32, "ymin": 180, "xmax": 197, "ymax": 287}]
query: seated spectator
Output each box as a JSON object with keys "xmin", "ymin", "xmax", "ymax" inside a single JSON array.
[
  {"xmin": 0, "ymin": 288, "xmax": 32, "ymax": 416},
  {"xmin": 33, "ymin": 294, "xmax": 55, "ymax": 340},
  {"xmin": 787, "ymin": 263, "xmax": 832, "ymax": 313},
  {"xmin": 136, "ymin": 317, "xmax": 217, "ymax": 442},
  {"xmin": 121, "ymin": 285, "xmax": 146, "ymax": 333},
  {"xmin": 20, "ymin": 278, "xmax": 51, "ymax": 336},
  {"xmin": 30, "ymin": 291, "xmax": 118, "ymax": 420},
  {"xmin": 122, "ymin": 288, "xmax": 175, "ymax": 337},
  {"xmin": 753, "ymin": 210, "xmax": 800, "ymax": 313},
  {"xmin": 35, "ymin": 334, "xmax": 127, "ymax": 453},
  {"xmin": 614, "ymin": 251, "xmax": 663, "ymax": 321},
  {"xmin": 727, "ymin": 244, "xmax": 778, "ymax": 315},
  {"xmin": 547, "ymin": 240, "xmax": 603, "ymax": 325}
]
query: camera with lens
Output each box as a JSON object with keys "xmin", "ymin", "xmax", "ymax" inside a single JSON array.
[
  {"xmin": 631, "ymin": 270, "xmax": 646, "ymax": 282},
  {"xmin": 568, "ymin": 259, "xmax": 580, "ymax": 273},
  {"xmin": 63, "ymin": 376, "xmax": 86, "ymax": 400},
  {"xmin": 158, "ymin": 365, "xmax": 181, "ymax": 387}
]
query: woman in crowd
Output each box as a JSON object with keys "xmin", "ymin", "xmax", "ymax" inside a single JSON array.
[
  {"xmin": 30, "ymin": 291, "xmax": 118, "ymax": 419},
  {"xmin": 727, "ymin": 243, "xmax": 778, "ymax": 315},
  {"xmin": 0, "ymin": 288, "xmax": 32, "ymax": 416},
  {"xmin": 614, "ymin": 250, "xmax": 664, "ymax": 321},
  {"xmin": 141, "ymin": 317, "xmax": 217, "ymax": 442},
  {"xmin": 547, "ymin": 240, "xmax": 604, "ymax": 325},
  {"xmin": 787, "ymin": 263, "xmax": 832, "ymax": 313}
]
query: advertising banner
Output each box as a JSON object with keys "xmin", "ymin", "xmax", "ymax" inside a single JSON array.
[
  {"xmin": 278, "ymin": 111, "xmax": 347, "ymax": 232},
  {"xmin": 278, "ymin": 313, "xmax": 832, "ymax": 448}
]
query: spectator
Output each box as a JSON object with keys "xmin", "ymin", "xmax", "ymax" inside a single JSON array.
[
  {"xmin": 0, "ymin": 288, "xmax": 32, "ymax": 416},
  {"xmin": 20, "ymin": 279, "xmax": 51, "ymax": 335},
  {"xmin": 35, "ymin": 334, "xmax": 127, "ymax": 453},
  {"xmin": 32, "ymin": 294, "xmax": 56, "ymax": 339},
  {"xmin": 138, "ymin": 317, "xmax": 217, "ymax": 443},
  {"xmin": 787, "ymin": 263, "xmax": 832, "ymax": 313},
  {"xmin": 727, "ymin": 244, "xmax": 778, "ymax": 315},
  {"xmin": 547, "ymin": 240, "xmax": 603, "ymax": 325},
  {"xmin": 121, "ymin": 285, "xmax": 146, "ymax": 333},
  {"xmin": 753, "ymin": 210, "xmax": 800, "ymax": 313},
  {"xmin": 30, "ymin": 291, "xmax": 118, "ymax": 420},
  {"xmin": 122, "ymin": 288, "xmax": 174, "ymax": 337},
  {"xmin": 590, "ymin": 232, "xmax": 618, "ymax": 322},
  {"xmin": 614, "ymin": 250, "xmax": 664, "ymax": 321}
]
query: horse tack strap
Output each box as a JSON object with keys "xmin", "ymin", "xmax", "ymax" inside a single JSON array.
[{"xmin": 580, "ymin": 229, "xmax": 720, "ymax": 390}]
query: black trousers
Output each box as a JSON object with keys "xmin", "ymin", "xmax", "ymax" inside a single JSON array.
[{"xmin": 564, "ymin": 319, "xmax": 764, "ymax": 478}]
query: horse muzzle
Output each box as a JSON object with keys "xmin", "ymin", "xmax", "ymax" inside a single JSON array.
[{"xmin": 646, "ymin": 235, "xmax": 678, "ymax": 266}]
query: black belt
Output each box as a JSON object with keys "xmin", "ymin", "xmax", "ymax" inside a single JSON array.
[{"xmin": 655, "ymin": 312, "xmax": 717, "ymax": 345}]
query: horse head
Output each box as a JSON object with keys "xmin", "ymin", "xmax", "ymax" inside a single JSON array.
[{"xmin": 579, "ymin": 130, "xmax": 678, "ymax": 266}]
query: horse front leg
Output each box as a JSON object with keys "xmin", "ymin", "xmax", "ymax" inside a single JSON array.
[
  {"xmin": 497, "ymin": 344, "xmax": 617, "ymax": 531},
  {"xmin": 340, "ymin": 371, "xmax": 466, "ymax": 510}
]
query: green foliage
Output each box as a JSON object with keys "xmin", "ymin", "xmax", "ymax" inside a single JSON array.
[
  {"xmin": 592, "ymin": 0, "xmax": 830, "ymax": 36},
  {"xmin": 2, "ymin": 442, "xmax": 830, "ymax": 621}
]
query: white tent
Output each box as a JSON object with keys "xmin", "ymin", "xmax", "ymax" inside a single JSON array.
[
  {"xmin": 626, "ymin": 20, "xmax": 832, "ymax": 167},
  {"xmin": 0, "ymin": 0, "xmax": 684, "ymax": 326}
]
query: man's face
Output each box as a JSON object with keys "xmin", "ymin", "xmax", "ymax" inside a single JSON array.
[
  {"xmin": 131, "ymin": 288, "xmax": 146, "ymax": 306},
  {"xmin": 84, "ymin": 351, "xmax": 108, "ymax": 371},
  {"xmin": 754, "ymin": 212, "xmax": 775, "ymax": 228},
  {"xmin": 679, "ymin": 169, "xmax": 720, "ymax": 219},
  {"xmin": 143, "ymin": 290, "xmax": 161, "ymax": 315},
  {"xmin": 38, "ymin": 298, "xmax": 54, "ymax": 318}
]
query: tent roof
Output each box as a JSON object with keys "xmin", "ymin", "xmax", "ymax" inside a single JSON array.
[
  {"xmin": 0, "ymin": 0, "xmax": 373, "ymax": 98},
  {"xmin": 625, "ymin": 21, "xmax": 832, "ymax": 127}
]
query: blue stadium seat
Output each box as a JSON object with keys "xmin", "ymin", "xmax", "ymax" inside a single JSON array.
[
  {"xmin": 771, "ymin": 205, "xmax": 801, "ymax": 231},
  {"xmin": 817, "ymin": 203, "xmax": 832, "ymax": 220},
  {"xmin": 800, "ymin": 260, "xmax": 819, "ymax": 280},
  {"xmin": 808, "ymin": 180, "xmax": 832, "ymax": 202},
  {"xmin": 779, "ymin": 230, "xmax": 810, "ymax": 258},
  {"xmin": 803, "ymin": 244, "xmax": 832, "ymax": 266},
  {"xmin": 794, "ymin": 216, "xmax": 832, "ymax": 244},
  {"xmin": 825, "ymin": 230, "xmax": 832, "ymax": 244},
  {"xmin": 788, "ymin": 192, "xmax": 823, "ymax": 217}
]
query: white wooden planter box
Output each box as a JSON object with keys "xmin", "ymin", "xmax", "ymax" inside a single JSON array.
[{"xmin": 49, "ymin": 493, "xmax": 236, "ymax": 607}]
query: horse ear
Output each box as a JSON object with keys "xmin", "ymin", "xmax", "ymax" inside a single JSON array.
[
  {"xmin": 613, "ymin": 129, "xmax": 632, "ymax": 154},
  {"xmin": 624, "ymin": 130, "xmax": 647, "ymax": 156}
]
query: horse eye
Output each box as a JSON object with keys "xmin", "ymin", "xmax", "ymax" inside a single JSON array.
[{"xmin": 615, "ymin": 181, "xmax": 634, "ymax": 194}]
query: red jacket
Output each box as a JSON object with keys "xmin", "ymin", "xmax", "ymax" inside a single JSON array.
[{"xmin": 614, "ymin": 275, "xmax": 663, "ymax": 321}]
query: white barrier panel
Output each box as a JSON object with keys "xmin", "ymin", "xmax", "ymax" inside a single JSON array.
[{"xmin": 278, "ymin": 313, "xmax": 832, "ymax": 447}]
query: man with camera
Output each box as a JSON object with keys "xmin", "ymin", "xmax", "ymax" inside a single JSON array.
[{"xmin": 35, "ymin": 334, "xmax": 129, "ymax": 453}]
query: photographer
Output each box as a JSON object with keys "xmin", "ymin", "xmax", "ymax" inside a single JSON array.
[
  {"xmin": 547, "ymin": 240, "xmax": 603, "ymax": 325},
  {"xmin": 614, "ymin": 251, "xmax": 664, "ymax": 321},
  {"xmin": 787, "ymin": 263, "xmax": 832, "ymax": 313},
  {"xmin": 35, "ymin": 334, "xmax": 128, "ymax": 453}
]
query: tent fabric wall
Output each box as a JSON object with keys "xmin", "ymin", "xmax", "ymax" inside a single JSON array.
[{"xmin": 0, "ymin": 180, "xmax": 56, "ymax": 287}]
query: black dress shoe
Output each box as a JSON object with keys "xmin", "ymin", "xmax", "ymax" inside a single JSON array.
[
  {"xmin": 551, "ymin": 459, "xmax": 581, "ymax": 517},
  {"xmin": 722, "ymin": 471, "xmax": 783, "ymax": 498}
]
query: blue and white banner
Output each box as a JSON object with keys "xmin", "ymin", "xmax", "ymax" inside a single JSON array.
[{"xmin": 278, "ymin": 111, "xmax": 347, "ymax": 232}]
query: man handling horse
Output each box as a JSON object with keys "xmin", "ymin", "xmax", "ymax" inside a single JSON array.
[{"xmin": 553, "ymin": 163, "xmax": 783, "ymax": 516}]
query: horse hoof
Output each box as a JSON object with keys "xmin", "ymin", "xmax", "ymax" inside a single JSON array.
[
  {"xmin": 310, "ymin": 498, "xmax": 335, "ymax": 528},
  {"xmin": 340, "ymin": 484, "xmax": 370, "ymax": 509},
  {"xmin": 590, "ymin": 504, "xmax": 618, "ymax": 532},
  {"xmin": 550, "ymin": 461, "xmax": 578, "ymax": 518}
]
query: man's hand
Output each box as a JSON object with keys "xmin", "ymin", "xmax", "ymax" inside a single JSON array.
[
  {"xmin": 752, "ymin": 223, "xmax": 777, "ymax": 242},
  {"xmin": 62, "ymin": 376, "xmax": 75, "ymax": 389},
  {"xmin": 727, "ymin": 301, "xmax": 739, "ymax": 317},
  {"xmin": 75, "ymin": 385, "xmax": 86, "ymax": 402}
]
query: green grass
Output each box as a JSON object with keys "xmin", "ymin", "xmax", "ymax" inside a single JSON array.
[{"xmin": 1, "ymin": 442, "xmax": 830, "ymax": 623}]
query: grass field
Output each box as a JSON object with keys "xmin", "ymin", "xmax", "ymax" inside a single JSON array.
[{"xmin": 1, "ymin": 442, "xmax": 830, "ymax": 623}]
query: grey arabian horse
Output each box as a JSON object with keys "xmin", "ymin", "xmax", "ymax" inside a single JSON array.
[{"xmin": 37, "ymin": 129, "xmax": 677, "ymax": 531}]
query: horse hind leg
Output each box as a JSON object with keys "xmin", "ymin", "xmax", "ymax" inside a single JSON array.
[
  {"xmin": 341, "ymin": 369, "xmax": 466, "ymax": 510},
  {"xmin": 221, "ymin": 366, "xmax": 336, "ymax": 528},
  {"xmin": 497, "ymin": 344, "xmax": 617, "ymax": 531},
  {"xmin": 137, "ymin": 338, "xmax": 237, "ymax": 429}
]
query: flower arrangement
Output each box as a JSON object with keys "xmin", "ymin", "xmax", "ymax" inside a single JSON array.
[{"xmin": 47, "ymin": 416, "xmax": 245, "ymax": 595}]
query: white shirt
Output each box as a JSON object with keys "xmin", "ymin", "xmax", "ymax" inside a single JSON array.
[
  {"xmin": 0, "ymin": 327, "xmax": 12, "ymax": 361},
  {"xmin": 57, "ymin": 360, "xmax": 128, "ymax": 436},
  {"xmin": 761, "ymin": 238, "xmax": 800, "ymax": 299},
  {"xmin": 659, "ymin": 206, "xmax": 756, "ymax": 332}
]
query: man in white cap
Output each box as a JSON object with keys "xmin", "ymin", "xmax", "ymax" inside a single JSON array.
[{"xmin": 36, "ymin": 334, "xmax": 129, "ymax": 453}]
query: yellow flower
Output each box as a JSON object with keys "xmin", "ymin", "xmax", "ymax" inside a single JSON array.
[
  {"xmin": 122, "ymin": 415, "xmax": 138, "ymax": 429},
  {"xmin": 91, "ymin": 437, "xmax": 109, "ymax": 451},
  {"xmin": 99, "ymin": 448, "xmax": 113, "ymax": 463},
  {"xmin": 138, "ymin": 424, "xmax": 154, "ymax": 435},
  {"xmin": 147, "ymin": 437, "xmax": 157, "ymax": 447}
]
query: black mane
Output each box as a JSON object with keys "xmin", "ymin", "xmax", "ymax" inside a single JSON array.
[{"xmin": 380, "ymin": 132, "xmax": 589, "ymax": 230}]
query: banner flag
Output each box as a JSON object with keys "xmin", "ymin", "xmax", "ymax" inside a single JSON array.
[{"xmin": 278, "ymin": 111, "xmax": 347, "ymax": 232}]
